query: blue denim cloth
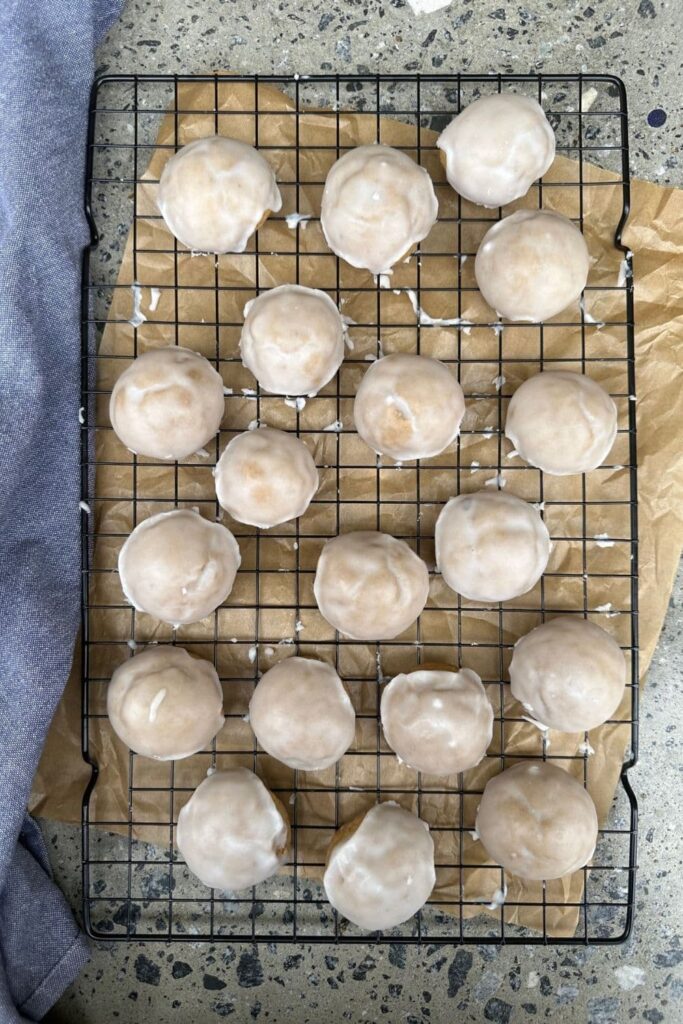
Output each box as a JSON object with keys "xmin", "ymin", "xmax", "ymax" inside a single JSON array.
[{"xmin": 0, "ymin": 1, "xmax": 122, "ymax": 1019}]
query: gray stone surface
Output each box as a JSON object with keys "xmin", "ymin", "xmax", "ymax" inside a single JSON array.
[{"xmin": 43, "ymin": 0, "xmax": 683, "ymax": 1020}]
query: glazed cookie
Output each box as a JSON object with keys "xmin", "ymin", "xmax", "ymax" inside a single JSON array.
[
  {"xmin": 176, "ymin": 769, "xmax": 289, "ymax": 890},
  {"xmin": 313, "ymin": 531, "xmax": 430, "ymax": 640},
  {"xmin": 107, "ymin": 646, "xmax": 224, "ymax": 760},
  {"xmin": 157, "ymin": 135, "xmax": 282, "ymax": 253},
  {"xmin": 476, "ymin": 761, "xmax": 598, "ymax": 880},
  {"xmin": 118, "ymin": 509, "xmax": 241, "ymax": 625},
  {"xmin": 475, "ymin": 209, "xmax": 590, "ymax": 321},
  {"xmin": 109, "ymin": 346, "xmax": 225, "ymax": 461},
  {"xmin": 320, "ymin": 145, "xmax": 438, "ymax": 274},
  {"xmin": 323, "ymin": 803, "xmax": 435, "ymax": 930}
]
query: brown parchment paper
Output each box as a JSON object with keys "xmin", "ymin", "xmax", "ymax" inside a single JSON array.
[{"xmin": 31, "ymin": 81, "xmax": 683, "ymax": 938}]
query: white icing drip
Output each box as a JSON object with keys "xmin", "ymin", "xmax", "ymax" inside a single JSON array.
[
  {"xmin": 148, "ymin": 688, "xmax": 167, "ymax": 723},
  {"xmin": 323, "ymin": 420, "xmax": 343, "ymax": 432},
  {"xmin": 128, "ymin": 282, "xmax": 147, "ymax": 328},
  {"xmin": 79, "ymin": 500, "xmax": 91, "ymax": 514},
  {"xmin": 284, "ymin": 396, "xmax": 307, "ymax": 412},
  {"xmin": 594, "ymin": 533, "xmax": 615, "ymax": 547},
  {"xmin": 486, "ymin": 883, "xmax": 508, "ymax": 910},
  {"xmin": 579, "ymin": 296, "xmax": 605, "ymax": 327},
  {"xmin": 285, "ymin": 212, "xmax": 311, "ymax": 229},
  {"xmin": 492, "ymin": 374, "xmax": 506, "ymax": 391},
  {"xmin": 617, "ymin": 250, "xmax": 633, "ymax": 287},
  {"xmin": 78, "ymin": 406, "xmax": 85, "ymax": 424},
  {"xmin": 148, "ymin": 287, "xmax": 161, "ymax": 312},
  {"xmin": 248, "ymin": 645, "xmax": 258, "ymax": 663},
  {"xmin": 404, "ymin": 288, "xmax": 472, "ymax": 328},
  {"xmin": 484, "ymin": 473, "xmax": 507, "ymax": 489}
]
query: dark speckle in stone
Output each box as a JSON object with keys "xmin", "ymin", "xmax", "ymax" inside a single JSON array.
[
  {"xmin": 448, "ymin": 950, "xmax": 473, "ymax": 997},
  {"xmin": 508, "ymin": 966, "xmax": 521, "ymax": 992},
  {"xmin": 484, "ymin": 998, "xmax": 512, "ymax": 1024},
  {"xmin": 643, "ymin": 1012, "xmax": 664, "ymax": 1024},
  {"xmin": 422, "ymin": 29, "xmax": 437, "ymax": 47},
  {"xmin": 283, "ymin": 954, "xmax": 303, "ymax": 971},
  {"xmin": 587, "ymin": 996, "xmax": 620, "ymax": 1023},
  {"xmin": 588, "ymin": 35, "xmax": 606, "ymax": 47},
  {"xmin": 489, "ymin": 7, "xmax": 507, "ymax": 18},
  {"xmin": 134, "ymin": 954, "xmax": 160, "ymax": 987},
  {"xmin": 203, "ymin": 975, "xmax": 227, "ymax": 991},
  {"xmin": 521, "ymin": 1005, "xmax": 537, "ymax": 1015},
  {"xmin": 352, "ymin": 954, "xmax": 377, "ymax": 981},
  {"xmin": 212, "ymin": 1000, "xmax": 235, "ymax": 1017},
  {"xmin": 539, "ymin": 975, "xmax": 552, "ymax": 996},
  {"xmin": 250, "ymin": 1000, "xmax": 262, "ymax": 1020},
  {"xmin": 389, "ymin": 983, "xmax": 403, "ymax": 997},
  {"xmin": 318, "ymin": 12, "xmax": 334, "ymax": 30},
  {"xmin": 648, "ymin": 108, "xmax": 667, "ymax": 127},
  {"xmin": 172, "ymin": 961, "xmax": 192, "ymax": 979},
  {"xmin": 325, "ymin": 955, "xmax": 338, "ymax": 971},
  {"xmin": 638, "ymin": 0, "xmax": 655, "ymax": 16},
  {"xmin": 389, "ymin": 944, "xmax": 406, "ymax": 969},
  {"xmin": 113, "ymin": 903, "xmax": 141, "ymax": 930},
  {"xmin": 237, "ymin": 949, "xmax": 264, "ymax": 988},
  {"xmin": 653, "ymin": 942, "xmax": 682, "ymax": 968}
]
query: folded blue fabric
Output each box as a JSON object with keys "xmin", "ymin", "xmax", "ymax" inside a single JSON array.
[{"xmin": 0, "ymin": 1, "xmax": 122, "ymax": 1019}]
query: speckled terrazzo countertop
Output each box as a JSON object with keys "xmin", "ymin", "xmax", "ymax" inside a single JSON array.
[{"xmin": 44, "ymin": 2, "xmax": 682, "ymax": 1021}]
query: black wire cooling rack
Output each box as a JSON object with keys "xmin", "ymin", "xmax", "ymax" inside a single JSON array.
[{"xmin": 80, "ymin": 73, "xmax": 638, "ymax": 945}]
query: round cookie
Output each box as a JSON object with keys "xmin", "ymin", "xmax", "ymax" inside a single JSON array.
[
  {"xmin": 320, "ymin": 144, "xmax": 438, "ymax": 275},
  {"xmin": 313, "ymin": 531, "xmax": 430, "ymax": 641},
  {"xmin": 435, "ymin": 491, "xmax": 550, "ymax": 603},
  {"xmin": 240, "ymin": 285, "xmax": 345, "ymax": 396},
  {"xmin": 176, "ymin": 768, "xmax": 289, "ymax": 891},
  {"xmin": 214, "ymin": 427, "xmax": 318, "ymax": 528},
  {"xmin": 323, "ymin": 802, "xmax": 435, "ymax": 930},
  {"xmin": 505, "ymin": 371, "xmax": 618, "ymax": 475},
  {"xmin": 509, "ymin": 616, "xmax": 627, "ymax": 732},
  {"xmin": 353, "ymin": 353, "xmax": 465, "ymax": 462},
  {"xmin": 437, "ymin": 93, "xmax": 555, "ymax": 208},
  {"xmin": 249, "ymin": 657, "xmax": 355, "ymax": 771},
  {"xmin": 381, "ymin": 663, "xmax": 493, "ymax": 775},
  {"xmin": 118, "ymin": 509, "xmax": 241, "ymax": 625},
  {"xmin": 157, "ymin": 135, "xmax": 282, "ymax": 253},
  {"xmin": 475, "ymin": 209, "xmax": 590, "ymax": 322},
  {"xmin": 109, "ymin": 346, "xmax": 225, "ymax": 461},
  {"xmin": 476, "ymin": 761, "xmax": 599, "ymax": 880},
  {"xmin": 107, "ymin": 646, "xmax": 224, "ymax": 760}
]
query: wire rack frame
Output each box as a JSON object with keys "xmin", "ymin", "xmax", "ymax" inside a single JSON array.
[{"xmin": 80, "ymin": 73, "xmax": 638, "ymax": 945}]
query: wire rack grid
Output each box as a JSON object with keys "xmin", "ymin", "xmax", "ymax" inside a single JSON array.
[{"xmin": 80, "ymin": 73, "xmax": 638, "ymax": 945}]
